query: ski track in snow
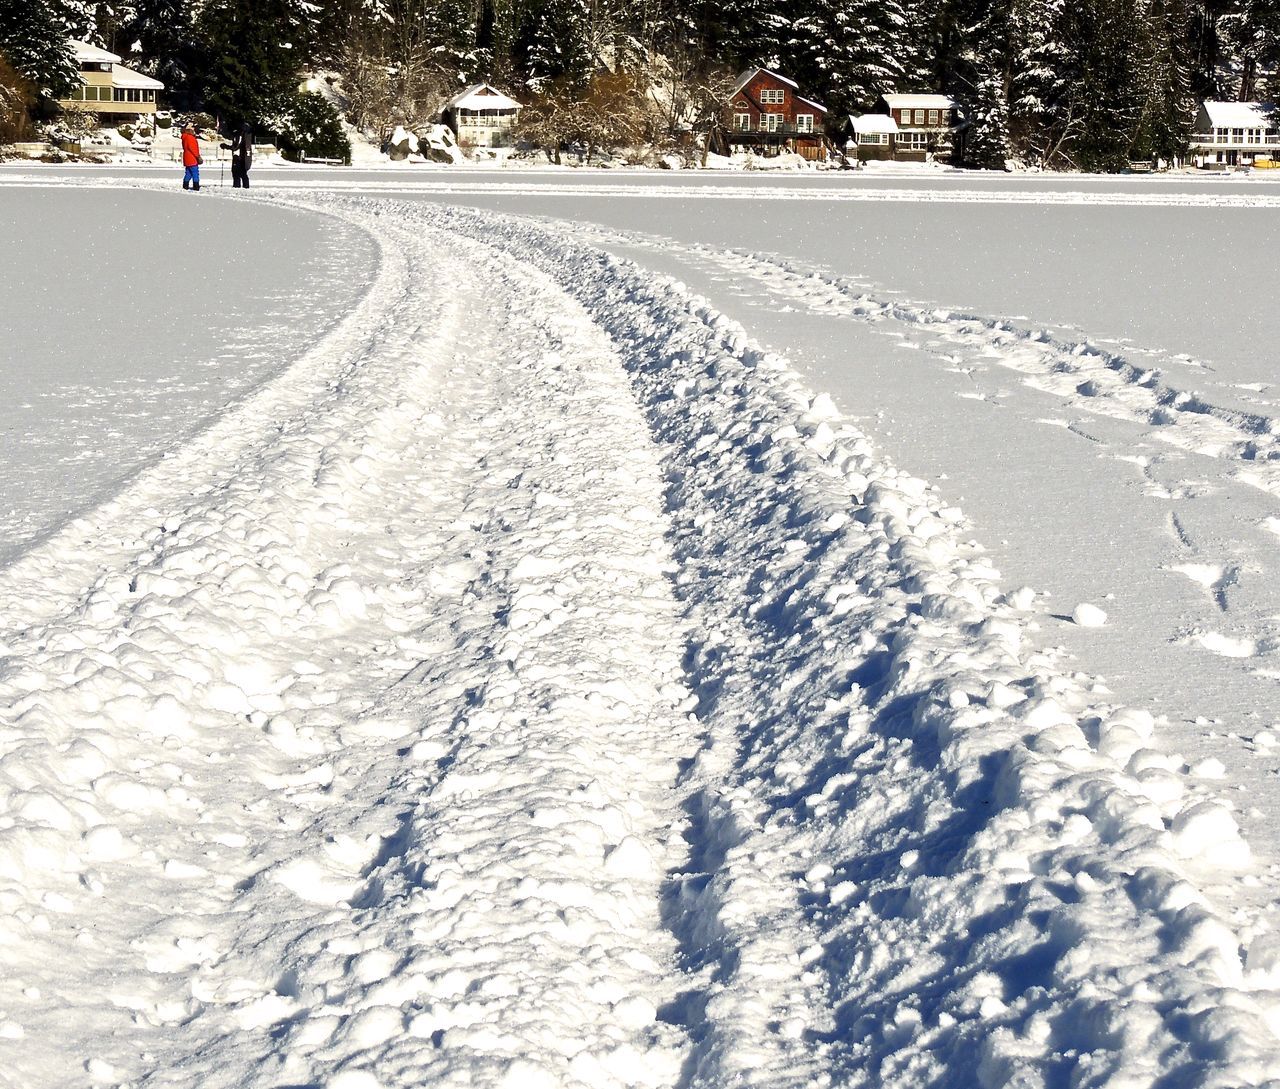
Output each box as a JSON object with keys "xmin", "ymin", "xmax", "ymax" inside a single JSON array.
[{"xmin": 1, "ymin": 187, "xmax": 1279, "ymax": 1088}]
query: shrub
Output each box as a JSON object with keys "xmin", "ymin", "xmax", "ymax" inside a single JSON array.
[
  {"xmin": 155, "ymin": 113, "xmax": 172, "ymax": 129},
  {"xmin": 272, "ymin": 91, "xmax": 351, "ymax": 164},
  {"xmin": 117, "ymin": 122, "xmax": 134, "ymax": 141},
  {"xmin": 53, "ymin": 102, "xmax": 99, "ymax": 143}
]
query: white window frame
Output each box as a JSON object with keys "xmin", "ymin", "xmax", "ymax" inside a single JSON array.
[
  {"xmin": 795, "ymin": 113, "xmax": 813, "ymax": 133},
  {"xmin": 927, "ymin": 109, "xmax": 939, "ymax": 125},
  {"xmin": 734, "ymin": 112, "xmax": 751, "ymax": 131},
  {"xmin": 759, "ymin": 88, "xmax": 786, "ymax": 105},
  {"xmin": 914, "ymin": 109, "xmax": 926, "ymax": 124},
  {"xmin": 762, "ymin": 112, "xmax": 783, "ymax": 132}
]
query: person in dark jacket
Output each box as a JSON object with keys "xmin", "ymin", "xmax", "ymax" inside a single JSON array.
[{"xmin": 221, "ymin": 122, "xmax": 253, "ymax": 189}]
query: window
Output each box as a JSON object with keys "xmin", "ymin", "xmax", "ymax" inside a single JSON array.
[
  {"xmin": 759, "ymin": 88, "xmax": 786, "ymax": 104},
  {"xmin": 113, "ymin": 87, "xmax": 125, "ymax": 101},
  {"xmin": 898, "ymin": 131, "xmax": 929, "ymax": 150},
  {"xmin": 1232, "ymin": 127, "xmax": 1244, "ymax": 143},
  {"xmin": 914, "ymin": 109, "xmax": 925, "ymax": 124},
  {"xmin": 762, "ymin": 112, "xmax": 783, "ymax": 131},
  {"xmin": 927, "ymin": 109, "xmax": 939, "ymax": 125},
  {"xmin": 734, "ymin": 112, "xmax": 751, "ymax": 130},
  {"xmin": 859, "ymin": 132, "xmax": 885, "ymax": 145},
  {"xmin": 900, "ymin": 110, "xmax": 911, "ymax": 124},
  {"xmin": 796, "ymin": 114, "xmax": 813, "ymax": 133}
]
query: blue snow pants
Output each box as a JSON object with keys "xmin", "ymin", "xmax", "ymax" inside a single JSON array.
[{"xmin": 183, "ymin": 164, "xmax": 200, "ymax": 189}]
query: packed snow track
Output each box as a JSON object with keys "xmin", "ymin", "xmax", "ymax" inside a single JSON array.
[{"xmin": 1, "ymin": 191, "xmax": 1279, "ymax": 1089}]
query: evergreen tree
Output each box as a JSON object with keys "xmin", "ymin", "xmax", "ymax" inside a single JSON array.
[
  {"xmin": 123, "ymin": 0, "xmax": 201, "ymax": 108},
  {"xmin": 964, "ymin": 0, "xmax": 1014, "ymax": 166},
  {"xmin": 684, "ymin": 0, "xmax": 788, "ymax": 72},
  {"xmin": 967, "ymin": 69, "xmax": 1012, "ymax": 165},
  {"xmin": 194, "ymin": 0, "xmax": 320, "ymax": 122},
  {"xmin": 1238, "ymin": 0, "xmax": 1280, "ymax": 96},
  {"xmin": 55, "ymin": 0, "xmax": 103, "ymax": 41},
  {"xmin": 0, "ymin": 0, "xmax": 79, "ymax": 97},
  {"xmin": 1131, "ymin": 0, "xmax": 1194, "ymax": 163},
  {"xmin": 518, "ymin": 0, "xmax": 594, "ymax": 91},
  {"xmin": 1065, "ymin": 0, "xmax": 1144, "ymax": 170},
  {"xmin": 1010, "ymin": 0, "xmax": 1076, "ymax": 164},
  {"xmin": 794, "ymin": 0, "xmax": 910, "ymax": 114},
  {"xmin": 1186, "ymin": 0, "xmax": 1234, "ymax": 99},
  {"xmin": 900, "ymin": 0, "xmax": 949, "ymax": 90}
]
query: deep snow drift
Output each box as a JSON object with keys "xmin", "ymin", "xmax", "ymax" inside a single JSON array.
[{"xmin": 0, "ymin": 183, "xmax": 1278, "ymax": 1088}]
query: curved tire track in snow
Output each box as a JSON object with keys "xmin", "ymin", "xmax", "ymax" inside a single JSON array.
[
  {"xmin": 0, "ymin": 190, "xmax": 1278, "ymax": 1088},
  {"xmin": 0, "ymin": 200, "xmax": 694, "ymax": 1087}
]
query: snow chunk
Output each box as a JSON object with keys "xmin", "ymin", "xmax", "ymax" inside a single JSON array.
[
  {"xmin": 603, "ymin": 836, "xmax": 655, "ymax": 879},
  {"xmin": 1170, "ymin": 801, "xmax": 1251, "ymax": 867},
  {"xmin": 1072, "ymin": 602, "xmax": 1108, "ymax": 627}
]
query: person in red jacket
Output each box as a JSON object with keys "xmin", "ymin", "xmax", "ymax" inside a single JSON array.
[{"xmin": 181, "ymin": 122, "xmax": 202, "ymax": 191}]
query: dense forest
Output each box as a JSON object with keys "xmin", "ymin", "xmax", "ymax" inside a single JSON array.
[{"xmin": 2, "ymin": 0, "xmax": 1278, "ymax": 168}]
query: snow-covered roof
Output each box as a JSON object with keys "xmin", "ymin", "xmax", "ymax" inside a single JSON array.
[
  {"xmin": 70, "ymin": 39, "xmax": 121, "ymax": 65},
  {"xmin": 731, "ymin": 68, "xmax": 800, "ymax": 97},
  {"xmin": 796, "ymin": 95, "xmax": 828, "ymax": 114},
  {"xmin": 880, "ymin": 93, "xmax": 957, "ymax": 110},
  {"xmin": 112, "ymin": 64, "xmax": 164, "ymax": 91},
  {"xmin": 445, "ymin": 84, "xmax": 523, "ymax": 113},
  {"xmin": 850, "ymin": 113, "xmax": 898, "ymax": 134},
  {"xmin": 1200, "ymin": 100, "xmax": 1277, "ymax": 128}
]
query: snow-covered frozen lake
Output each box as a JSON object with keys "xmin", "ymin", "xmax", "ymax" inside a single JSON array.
[
  {"xmin": 2, "ymin": 167, "xmax": 1280, "ymax": 1089},
  {"xmin": 0, "ymin": 186, "xmax": 375, "ymax": 563}
]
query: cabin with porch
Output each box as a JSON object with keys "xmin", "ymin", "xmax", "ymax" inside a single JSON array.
[
  {"xmin": 1189, "ymin": 101, "xmax": 1279, "ymax": 167},
  {"xmin": 442, "ymin": 84, "xmax": 524, "ymax": 149},
  {"xmin": 870, "ymin": 93, "xmax": 962, "ymax": 161},
  {"xmin": 847, "ymin": 113, "xmax": 898, "ymax": 162},
  {"xmin": 720, "ymin": 68, "xmax": 829, "ymax": 161},
  {"xmin": 57, "ymin": 40, "xmax": 163, "ymax": 124}
]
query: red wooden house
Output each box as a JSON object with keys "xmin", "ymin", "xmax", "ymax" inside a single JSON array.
[{"xmin": 719, "ymin": 68, "xmax": 829, "ymax": 161}]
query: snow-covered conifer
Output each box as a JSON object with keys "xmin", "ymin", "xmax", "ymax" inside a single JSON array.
[
  {"xmin": 795, "ymin": 0, "xmax": 909, "ymax": 114},
  {"xmin": 0, "ymin": 0, "xmax": 79, "ymax": 97}
]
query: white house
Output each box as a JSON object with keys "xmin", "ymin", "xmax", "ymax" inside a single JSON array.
[
  {"xmin": 1189, "ymin": 101, "xmax": 1279, "ymax": 167},
  {"xmin": 57, "ymin": 40, "xmax": 164, "ymax": 123},
  {"xmin": 848, "ymin": 113, "xmax": 898, "ymax": 161},
  {"xmin": 442, "ymin": 85, "xmax": 524, "ymax": 148}
]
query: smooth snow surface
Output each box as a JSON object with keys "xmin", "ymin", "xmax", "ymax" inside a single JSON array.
[
  {"xmin": 1, "ymin": 178, "xmax": 1279, "ymax": 1089},
  {"xmin": 0, "ymin": 188, "xmax": 375, "ymax": 564}
]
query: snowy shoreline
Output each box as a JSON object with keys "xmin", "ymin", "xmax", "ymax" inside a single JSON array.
[{"xmin": 0, "ymin": 188, "xmax": 1277, "ymax": 1087}]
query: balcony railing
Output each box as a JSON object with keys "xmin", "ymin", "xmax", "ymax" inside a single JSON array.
[
  {"xmin": 1189, "ymin": 132, "xmax": 1280, "ymax": 148},
  {"xmin": 727, "ymin": 123, "xmax": 823, "ymax": 138}
]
